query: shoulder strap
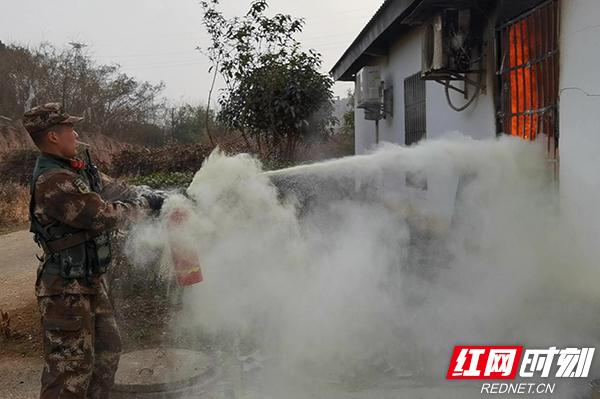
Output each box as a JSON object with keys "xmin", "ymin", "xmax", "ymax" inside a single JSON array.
[{"xmin": 29, "ymin": 155, "xmax": 70, "ymax": 240}]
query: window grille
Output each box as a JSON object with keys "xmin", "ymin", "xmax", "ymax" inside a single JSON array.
[
  {"xmin": 404, "ymin": 73, "xmax": 426, "ymax": 146},
  {"xmin": 497, "ymin": 0, "xmax": 560, "ymax": 160}
]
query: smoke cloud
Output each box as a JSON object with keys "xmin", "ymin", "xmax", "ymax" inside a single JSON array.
[{"xmin": 127, "ymin": 135, "xmax": 600, "ymax": 397}]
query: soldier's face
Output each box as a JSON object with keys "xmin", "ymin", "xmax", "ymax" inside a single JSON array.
[{"xmin": 49, "ymin": 124, "xmax": 79, "ymax": 158}]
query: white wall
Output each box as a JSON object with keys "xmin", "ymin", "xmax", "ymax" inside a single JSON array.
[
  {"xmin": 354, "ymin": 28, "xmax": 421, "ymax": 155},
  {"xmin": 350, "ymin": 1, "xmax": 600, "ymax": 232},
  {"xmin": 354, "ymin": 25, "xmax": 497, "ymax": 155},
  {"xmin": 558, "ymin": 0, "xmax": 600, "ymax": 234},
  {"xmin": 351, "ymin": 22, "xmax": 501, "ymax": 228},
  {"xmin": 425, "ymin": 43, "xmax": 497, "ymax": 141}
]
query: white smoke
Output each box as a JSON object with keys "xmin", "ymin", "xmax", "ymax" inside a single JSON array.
[{"xmin": 128, "ymin": 134, "xmax": 600, "ymax": 397}]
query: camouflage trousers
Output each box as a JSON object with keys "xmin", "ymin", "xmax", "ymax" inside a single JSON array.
[{"xmin": 37, "ymin": 283, "xmax": 122, "ymax": 399}]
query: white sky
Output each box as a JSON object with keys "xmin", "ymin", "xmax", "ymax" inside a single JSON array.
[{"xmin": 1, "ymin": 0, "xmax": 383, "ymax": 105}]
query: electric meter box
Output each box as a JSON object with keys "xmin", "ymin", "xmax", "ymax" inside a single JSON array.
[{"xmin": 356, "ymin": 66, "xmax": 382, "ymax": 109}]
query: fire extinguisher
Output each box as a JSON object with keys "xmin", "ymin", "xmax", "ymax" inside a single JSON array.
[{"xmin": 166, "ymin": 206, "xmax": 203, "ymax": 286}]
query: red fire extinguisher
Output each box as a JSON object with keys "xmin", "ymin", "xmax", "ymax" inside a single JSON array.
[{"xmin": 166, "ymin": 207, "xmax": 203, "ymax": 286}]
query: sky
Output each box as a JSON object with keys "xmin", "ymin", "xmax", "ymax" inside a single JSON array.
[{"xmin": 0, "ymin": 0, "xmax": 383, "ymax": 105}]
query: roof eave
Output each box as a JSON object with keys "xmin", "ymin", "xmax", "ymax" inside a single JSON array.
[{"xmin": 330, "ymin": 0, "xmax": 424, "ymax": 82}]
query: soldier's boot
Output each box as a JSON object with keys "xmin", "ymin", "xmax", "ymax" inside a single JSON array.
[{"xmin": 38, "ymin": 295, "xmax": 95, "ymax": 399}]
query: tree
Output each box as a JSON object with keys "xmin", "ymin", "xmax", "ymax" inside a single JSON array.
[
  {"xmin": 163, "ymin": 102, "xmax": 229, "ymax": 145},
  {"xmin": 341, "ymin": 89, "xmax": 355, "ymax": 137},
  {"xmin": 200, "ymin": 0, "xmax": 336, "ymax": 161},
  {"xmin": 0, "ymin": 42, "xmax": 167, "ymax": 146},
  {"xmin": 168, "ymin": 104, "xmax": 206, "ymax": 144}
]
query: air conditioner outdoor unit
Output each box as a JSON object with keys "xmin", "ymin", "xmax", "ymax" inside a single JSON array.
[
  {"xmin": 422, "ymin": 9, "xmax": 473, "ymax": 80},
  {"xmin": 356, "ymin": 66, "xmax": 382, "ymax": 110}
]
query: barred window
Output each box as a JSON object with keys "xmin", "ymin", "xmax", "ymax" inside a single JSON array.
[
  {"xmin": 497, "ymin": 0, "xmax": 559, "ymax": 160},
  {"xmin": 404, "ymin": 73, "xmax": 426, "ymax": 146}
]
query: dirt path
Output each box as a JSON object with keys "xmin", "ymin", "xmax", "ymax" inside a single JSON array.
[
  {"xmin": 0, "ymin": 229, "xmax": 42, "ymax": 398},
  {"xmin": 0, "ymin": 229, "xmax": 38, "ymax": 309},
  {"xmin": 0, "ymin": 229, "xmax": 174, "ymax": 398}
]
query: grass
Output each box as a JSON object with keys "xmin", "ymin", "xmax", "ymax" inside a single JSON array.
[
  {"xmin": 128, "ymin": 171, "xmax": 194, "ymax": 189},
  {"xmin": 0, "ymin": 183, "xmax": 29, "ymax": 230}
]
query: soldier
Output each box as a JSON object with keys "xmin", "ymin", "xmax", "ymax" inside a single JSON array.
[{"xmin": 22, "ymin": 103, "xmax": 165, "ymax": 399}]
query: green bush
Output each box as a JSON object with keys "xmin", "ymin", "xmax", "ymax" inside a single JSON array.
[{"xmin": 129, "ymin": 171, "xmax": 194, "ymax": 189}]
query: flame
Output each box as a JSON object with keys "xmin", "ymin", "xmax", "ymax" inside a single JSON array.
[{"xmin": 508, "ymin": 18, "xmax": 539, "ymax": 141}]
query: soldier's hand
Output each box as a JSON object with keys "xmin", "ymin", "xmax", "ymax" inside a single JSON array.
[{"xmin": 142, "ymin": 192, "xmax": 166, "ymax": 212}]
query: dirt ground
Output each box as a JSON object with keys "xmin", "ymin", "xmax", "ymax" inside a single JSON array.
[
  {"xmin": 0, "ymin": 228, "xmax": 174, "ymax": 398},
  {"xmin": 0, "ymin": 229, "xmax": 42, "ymax": 398}
]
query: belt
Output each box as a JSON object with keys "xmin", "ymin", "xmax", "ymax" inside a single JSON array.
[
  {"xmin": 41, "ymin": 261, "xmax": 104, "ymax": 279},
  {"xmin": 45, "ymin": 231, "xmax": 101, "ymax": 254}
]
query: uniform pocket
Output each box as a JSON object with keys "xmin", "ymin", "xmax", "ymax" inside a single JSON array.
[
  {"xmin": 59, "ymin": 243, "xmax": 88, "ymax": 279},
  {"xmin": 42, "ymin": 316, "xmax": 86, "ymax": 361}
]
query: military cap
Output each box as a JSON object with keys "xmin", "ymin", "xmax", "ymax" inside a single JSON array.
[{"xmin": 22, "ymin": 102, "xmax": 83, "ymax": 135}]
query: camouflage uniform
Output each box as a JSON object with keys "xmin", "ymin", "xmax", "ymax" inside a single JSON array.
[{"xmin": 23, "ymin": 104, "xmax": 153, "ymax": 399}]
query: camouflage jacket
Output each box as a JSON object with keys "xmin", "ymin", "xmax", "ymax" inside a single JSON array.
[{"xmin": 31, "ymin": 153, "xmax": 149, "ymax": 296}]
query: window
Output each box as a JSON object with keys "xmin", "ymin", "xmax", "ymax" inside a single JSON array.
[
  {"xmin": 404, "ymin": 73, "xmax": 426, "ymax": 146},
  {"xmin": 497, "ymin": 0, "xmax": 559, "ymax": 160}
]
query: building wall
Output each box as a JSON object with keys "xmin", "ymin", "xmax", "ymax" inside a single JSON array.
[
  {"xmin": 350, "ymin": 17, "xmax": 515, "ymax": 227},
  {"xmin": 558, "ymin": 0, "xmax": 600, "ymax": 234},
  {"xmin": 354, "ymin": 25, "xmax": 497, "ymax": 155},
  {"xmin": 354, "ymin": 29, "xmax": 421, "ymax": 155},
  {"xmin": 349, "ymin": 0, "xmax": 600, "ymax": 234}
]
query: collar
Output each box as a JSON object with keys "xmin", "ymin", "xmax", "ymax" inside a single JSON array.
[{"xmin": 40, "ymin": 152, "xmax": 85, "ymax": 171}]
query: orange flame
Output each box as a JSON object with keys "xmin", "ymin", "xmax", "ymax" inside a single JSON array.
[{"xmin": 508, "ymin": 18, "xmax": 539, "ymax": 141}]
